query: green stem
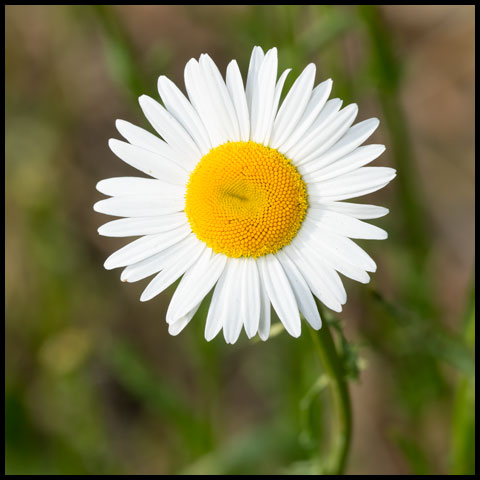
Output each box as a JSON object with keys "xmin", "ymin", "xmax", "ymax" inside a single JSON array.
[
  {"xmin": 309, "ymin": 318, "xmax": 352, "ymax": 475},
  {"xmin": 88, "ymin": 5, "xmax": 148, "ymax": 103},
  {"xmin": 358, "ymin": 5, "xmax": 430, "ymax": 266},
  {"xmin": 450, "ymin": 278, "xmax": 475, "ymax": 475}
]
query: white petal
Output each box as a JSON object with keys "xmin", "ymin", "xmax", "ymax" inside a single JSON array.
[
  {"xmin": 98, "ymin": 213, "xmax": 187, "ymax": 237},
  {"xmin": 199, "ymin": 54, "xmax": 240, "ymax": 142},
  {"xmin": 263, "ymin": 68, "xmax": 291, "ymax": 146},
  {"xmin": 304, "ymin": 218, "xmax": 377, "ymax": 272},
  {"xmin": 276, "ymin": 250, "xmax": 322, "ymax": 329},
  {"xmin": 308, "ymin": 167, "xmax": 396, "ymax": 202},
  {"xmin": 318, "ymin": 252, "xmax": 370, "ymax": 284},
  {"xmin": 103, "ymin": 224, "xmax": 191, "ymax": 270},
  {"xmin": 115, "ymin": 120, "xmax": 181, "ymax": 162},
  {"xmin": 285, "ymin": 98, "xmax": 342, "ymax": 161},
  {"xmin": 166, "ymin": 249, "xmax": 227, "ymax": 324},
  {"xmin": 93, "ymin": 195, "xmax": 184, "ymax": 217},
  {"xmin": 293, "ymin": 222, "xmax": 349, "ymax": 303},
  {"xmin": 297, "ymin": 223, "xmax": 372, "ymax": 283},
  {"xmin": 270, "ymin": 63, "xmax": 316, "ymax": 149},
  {"xmin": 307, "ymin": 209, "xmax": 388, "ymax": 240},
  {"xmin": 108, "ymin": 139, "xmax": 188, "ymax": 185},
  {"xmin": 257, "ymin": 255, "xmax": 301, "ymax": 338},
  {"xmin": 157, "ymin": 75, "xmax": 212, "ymax": 155},
  {"xmin": 184, "ymin": 58, "xmax": 226, "ymax": 147},
  {"xmin": 245, "ymin": 46, "xmax": 265, "ymax": 113},
  {"xmin": 299, "ymin": 242, "xmax": 348, "ymax": 306},
  {"xmin": 257, "ymin": 271, "xmax": 271, "ymax": 341},
  {"xmin": 317, "ymin": 201, "xmax": 389, "ymax": 220},
  {"xmin": 226, "ymin": 60, "xmax": 250, "ymax": 142},
  {"xmin": 138, "ymin": 95, "xmax": 200, "ymax": 169},
  {"xmin": 284, "ymin": 241, "xmax": 344, "ymax": 312},
  {"xmin": 293, "ymin": 103, "xmax": 358, "ymax": 165},
  {"xmin": 168, "ymin": 302, "xmax": 201, "ymax": 336},
  {"xmin": 222, "ymin": 259, "xmax": 244, "ymax": 344},
  {"xmin": 302, "ymin": 118, "xmax": 380, "ymax": 172},
  {"xmin": 120, "ymin": 234, "xmax": 199, "ymax": 283},
  {"xmin": 277, "ymin": 79, "xmax": 332, "ymax": 154},
  {"xmin": 302, "ymin": 144, "xmax": 386, "ymax": 181},
  {"xmin": 204, "ymin": 274, "xmax": 226, "ymax": 342},
  {"xmin": 140, "ymin": 243, "xmax": 206, "ymax": 302},
  {"xmin": 205, "ymin": 260, "xmax": 238, "ymax": 341},
  {"xmin": 96, "ymin": 176, "xmax": 184, "ymax": 197},
  {"xmin": 250, "ymin": 48, "xmax": 278, "ymax": 144},
  {"xmin": 241, "ymin": 258, "xmax": 260, "ymax": 339}
]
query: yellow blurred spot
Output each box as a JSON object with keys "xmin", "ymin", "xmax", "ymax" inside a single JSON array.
[{"xmin": 39, "ymin": 327, "xmax": 91, "ymax": 375}]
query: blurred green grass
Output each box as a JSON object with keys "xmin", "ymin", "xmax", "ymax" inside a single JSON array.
[{"xmin": 5, "ymin": 5, "xmax": 475, "ymax": 475}]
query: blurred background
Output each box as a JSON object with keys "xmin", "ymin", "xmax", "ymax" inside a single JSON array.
[{"xmin": 5, "ymin": 5, "xmax": 475, "ymax": 475}]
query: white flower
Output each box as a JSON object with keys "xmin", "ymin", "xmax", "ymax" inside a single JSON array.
[{"xmin": 94, "ymin": 46, "xmax": 395, "ymax": 343}]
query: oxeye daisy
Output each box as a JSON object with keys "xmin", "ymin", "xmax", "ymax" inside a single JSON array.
[{"xmin": 94, "ymin": 46, "xmax": 395, "ymax": 344}]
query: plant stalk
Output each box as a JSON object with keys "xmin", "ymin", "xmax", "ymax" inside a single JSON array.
[{"xmin": 309, "ymin": 317, "xmax": 352, "ymax": 475}]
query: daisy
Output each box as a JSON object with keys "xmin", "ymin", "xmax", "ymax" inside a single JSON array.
[{"xmin": 94, "ymin": 46, "xmax": 395, "ymax": 344}]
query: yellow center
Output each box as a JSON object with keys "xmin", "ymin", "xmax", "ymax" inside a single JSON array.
[{"xmin": 185, "ymin": 141, "xmax": 308, "ymax": 258}]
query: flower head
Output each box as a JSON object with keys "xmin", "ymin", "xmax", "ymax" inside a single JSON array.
[{"xmin": 94, "ymin": 46, "xmax": 395, "ymax": 343}]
